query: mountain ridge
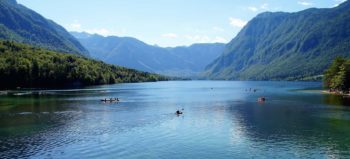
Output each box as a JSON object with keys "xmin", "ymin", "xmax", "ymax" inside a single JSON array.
[
  {"xmin": 205, "ymin": 0, "xmax": 350, "ymax": 80},
  {"xmin": 0, "ymin": 0, "xmax": 89, "ymax": 56},
  {"xmin": 72, "ymin": 31, "xmax": 225, "ymax": 77}
]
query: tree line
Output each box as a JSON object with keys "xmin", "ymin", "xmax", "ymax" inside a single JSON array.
[
  {"xmin": 323, "ymin": 56, "xmax": 350, "ymax": 93},
  {"xmin": 0, "ymin": 40, "xmax": 170, "ymax": 89}
]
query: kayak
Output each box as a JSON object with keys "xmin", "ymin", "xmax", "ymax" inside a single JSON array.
[{"xmin": 101, "ymin": 99, "xmax": 119, "ymax": 102}]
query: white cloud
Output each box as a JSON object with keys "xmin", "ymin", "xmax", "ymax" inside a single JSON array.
[
  {"xmin": 64, "ymin": 21, "xmax": 119, "ymax": 36},
  {"xmin": 66, "ymin": 22, "xmax": 82, "ymax": 30},
  {"xmin": 248, "ymin": 6, "xmax": 258, "ymax": 12},
  {"xmin": 183, "ymin": 35, "xmax": 228, "ymax": 44},
  {"xmin": 85, "ymin": 28, "xmax": 112, "ymax": 36},
  {"xmin": 212, "ymin": 37, "xmax": 228, "ymax": 43},
  {"xmin": 229, "ymin": 17, "xmax": 247, "ymax": 28},
  {"xmin": 162, "ymin": 33, "xmax": 178, "ymax": 38},
  {"xmin": 212, "ymin": 26, "xmax": 225, "ymax": 32},
  {"xmin": 247, "ymin": 3, "xmax": 269, "ymax": 12},
  {"xmin": 297, "ymin": 1, "xmax": 313, "ymax": 6},
  {"xmin": 260, "ymin": 3, "xmax": 269, "ymax": 10},
  {"xmin": 185, "ymin": 35, "xmax": 211, "ymax": 43}
]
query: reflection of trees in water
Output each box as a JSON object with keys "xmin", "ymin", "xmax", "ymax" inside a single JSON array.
[
  {"xmin": 0, "ymin": 97, "xmax": 84, "ymax": 158},
  {"xmin": 0, "ymin": 99, "xmax": 71, "ymax": 131},
  {"xmin": 323, "ymin": 94, "xmax": 350, "ymax": 106},
  {"xmin": 227, "ymin": 101, "xmax": 350, "ymax": 157}
]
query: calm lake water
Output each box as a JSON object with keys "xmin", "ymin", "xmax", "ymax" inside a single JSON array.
[{"xmin": 1, "ymin": 81, "xmax": 350, "ymax": 158}]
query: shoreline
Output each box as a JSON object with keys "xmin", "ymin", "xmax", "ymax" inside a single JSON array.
[
  {"xmin": 295, "ymin": 89, "xmax": 350, "ymax": 96},
  {"xmin": 321, "ymin": 90, "xmax": 350, "ymax": 96}
]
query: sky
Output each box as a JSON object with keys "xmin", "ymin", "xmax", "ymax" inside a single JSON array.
[{"xmin": 17, "ymin": 0, "xmax": 346, "ymax": 47}]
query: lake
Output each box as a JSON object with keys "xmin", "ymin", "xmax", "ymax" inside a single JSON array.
[{"xmin": 1, "ymin": 81, "xmax": 350, "ymax": 158}]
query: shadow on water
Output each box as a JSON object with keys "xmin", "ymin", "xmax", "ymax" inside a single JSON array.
[{"xmin": 323, "ymin": 94, "xmax": 350, "ymax": 106}]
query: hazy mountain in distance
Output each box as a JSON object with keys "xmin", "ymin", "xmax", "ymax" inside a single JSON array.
[
  {"xmin": 166, "ymin": 43, "xmax": 227, "ymax": 72},
  {"xmin": 72, "ymin": 32, "xmax": 225, "ymax": 77}
]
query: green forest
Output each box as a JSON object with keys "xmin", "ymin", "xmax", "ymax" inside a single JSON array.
[
  {"xmin": 0, "ymin": 40, "xmax": 169, "ymax": 89},
  {"xmin": 323, "ymin": 56, "xmax": 350, "ymax": 93}
]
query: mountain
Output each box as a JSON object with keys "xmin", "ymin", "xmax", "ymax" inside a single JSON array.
[
  {"xmin": 166, "ymin": 43, "xmax": 227, "ymax": 72},
  {"xmin": 0, "ymin": 40, "xmax": 168, "ymax": 89},
  {"xmin": 205, "ymin": 1, "xmax": 350, "ymax": 80},
  {"xmin": 0, "ymin": 0, "xmax": 89, "ymax": 56},
  {"xmin": 71, "ymin": 32, "xmax": 225, "ymax": 77}
]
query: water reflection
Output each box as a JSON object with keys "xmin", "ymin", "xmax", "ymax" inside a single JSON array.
[
  {"xmin": 1, "ymin": 81, "xmax": 350, "ymax": 158},
  {"xmin": 323, "ymin": 94, "xmax": 350, "ymax": 106},
  {"xmin": 227, "ymin": 98, "xmax": 350, "ymax": 157}
]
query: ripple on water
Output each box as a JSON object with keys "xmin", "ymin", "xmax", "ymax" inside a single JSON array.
[
  {"xmin": 0, "ymin": 110, "xmax": 85, "ymax": 157},
  {"xmin": 2, "ymin": 81, "xmax": 350, "ymax": 158}
]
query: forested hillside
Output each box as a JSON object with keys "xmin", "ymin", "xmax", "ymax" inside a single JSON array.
[
  {"xmin": 205, "ymin": 1, "xmax": 350, "ymax": 80},
  {"xmin": 0, "ymin": 41, "xmax": 168, "ymax": 89},
  {"xmin": 0, "ymin": 0, "xmax": 89, "ymax": 55}
]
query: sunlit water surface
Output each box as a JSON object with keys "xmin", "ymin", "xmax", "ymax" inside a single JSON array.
[{"xmin": 1, "ymin": 81, "xmax": 350, "ymax": 158}]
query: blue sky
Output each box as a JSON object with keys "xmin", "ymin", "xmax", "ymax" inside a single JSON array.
[{"xmin": 17, "ymin": 0, "xmax": 346, "ymax": 47}]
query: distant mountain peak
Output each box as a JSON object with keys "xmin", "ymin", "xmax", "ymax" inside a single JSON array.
[
  {"xmin": 72, "ymin": 32, "xmax": 225, "ymax": 78},
  {"xmin": 70, "ymin": 31, "xmax": 94, "ymax": 39}
]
